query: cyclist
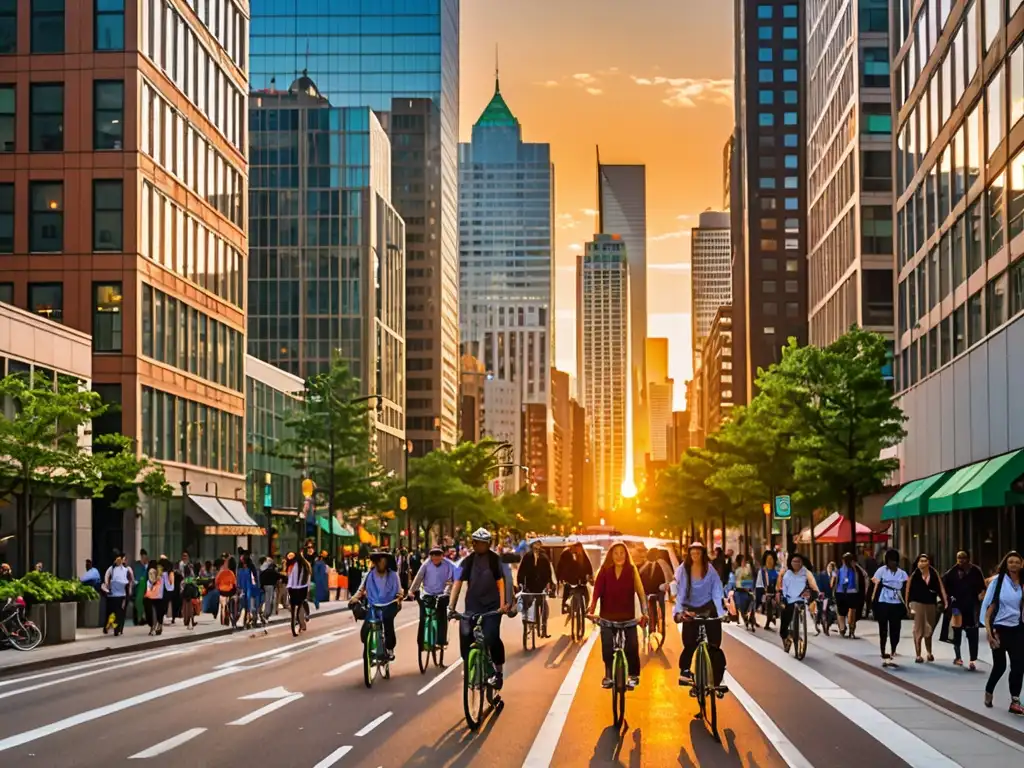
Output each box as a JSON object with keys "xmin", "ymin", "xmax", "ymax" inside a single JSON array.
[
  {"xmin": 286, "ymin": 550, "xmax": 312, "ymax": 633},
  {"xmin": 777, "ymin": 552, "xmax": 819, "ymax": 653},
  {"xmin": 517, "ymin": 540, "xmax": 555, "ymax": 637},
  {"xmin": 755, "ymin": 550, "xmax": 779, "ymax": 630},
  {"xmin": 732, "ymin": 554, "xmax": 755, "ymax": 626},
  {"xmin": 674, "ymin": 542, "xmax": 727, "ymax": 686},
  {"xmin": 351, "ymin": 551, "xmax": 404, "ymax": 660},
  {"xmin": 588, "ymin": 541, "xmax": 648, "ymax": 689},
  {"xmin": 449, "ymin": 528, "xmax": 508, "ymax": 690},
  {"xmin": 639, "ymin": 548, "xmax": 670, "ymax": 636},
  {"xmin": 409, "ymin": 545, "xmax": 456, "ymax": 648},
  {"xmin": 557, "ymin": 538, "xmax": 594, "ymax": 613}
]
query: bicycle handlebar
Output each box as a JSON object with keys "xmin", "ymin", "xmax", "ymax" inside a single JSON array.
[
  {"xmin": 518, "ymin": 591, "xmax": 548, "ymax": 597},
  {"xmin": 450, "ymin": 609, "xmax": 504, "ymax": 622},
  {"xmin": 587, "ymin": 616, "xmax": 640, "ymax": 629},
  {"xmin": 369, "ymin": 599, "xmax": 400, "ymax": 608}
]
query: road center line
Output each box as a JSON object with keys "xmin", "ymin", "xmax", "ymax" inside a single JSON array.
[
  {"xmin": 227, "ymin": 693, "xmax": 304, "ymax": 725},
  {"xmin": 522, "ymin": 628, "xmax": 598, "ymax": 768},
  {"xmin": 354, "ymin": 711, "xmax": 393, "ymax": 737},
  {"xmin": 128, "ymin": 728, "xmax": 207, "ymax": 759},
  {"xmin": 312, "ymin": 745, "xmax": 353, "ymax": 768},
  {"xmin": 416, "ymin": 657, "xmax": 462, "ymax": 696}
]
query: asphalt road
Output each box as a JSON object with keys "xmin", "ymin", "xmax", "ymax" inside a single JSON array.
[{"xmin": 0, "ymin": 599, "xmax": 935, "ymax": 767}]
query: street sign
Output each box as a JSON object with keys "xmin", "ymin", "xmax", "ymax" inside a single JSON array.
[{"xmin": 774, "ymin": 495, "xmax": 791, "ymax": 519}]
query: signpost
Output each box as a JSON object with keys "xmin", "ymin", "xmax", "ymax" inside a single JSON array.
[{"xmin": 774, "ymin": 495, "xmax": 791, "ymax": 562}]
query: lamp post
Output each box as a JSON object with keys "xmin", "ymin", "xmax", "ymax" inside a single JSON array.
[{"xmin": 263, "ymin": 473, "xmax": 273, "ymax": 557}]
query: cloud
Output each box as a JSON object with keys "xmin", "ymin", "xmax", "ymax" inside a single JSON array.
[
  {"xmin": 581, "ymin": 208, "xmax": 599, "ymax": 217},
  {"xmin": 651, "ymin": 230, "xmax": 693, "ymax": 242},
  {"xmin": 631, "ymin": 75, "xmax": 734, "ymax": 108},
  {"xmin": 556, "ymin": 213, "xmax": 580, "ymax": 230},
  {"xmin": 573, "ymin": 73, "xmax": 599, "ymax": 85},
  {"xmin": 677, "ymin": 214, "xmax": 696, "ymax": 221},
  {"xmin": 585, "ymin": 88, "xmax": 603, "ymax": 96},
  {"xmin": 568, "ymin": 243, "xmax": 582, "ymax": 251},
  {"xmin": 539, "ymin": 80, "xmax": 559, "ymax": 87}
]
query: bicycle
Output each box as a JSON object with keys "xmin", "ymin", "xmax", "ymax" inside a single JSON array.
[
  {"xmin": 680, "ymin": 615, "xmax": 727, "ymax": 742},
  {"xmin": 565, "ymin": 583, "xmax": 588, "ymax": 641},
  {"xmin": 417, "ymin": 594, "xmax": 446, "ymax": 673},
  {"xmin": 762, "ymin": 591, "xmax": 778, "ymax": 629},
  {"xmin": 784, "ymin": 598, "xmax": 809, "ymax": 660},
  {"xmin": 736, "ymin": 588, "xmax": 757, "ymax": 632},
  {"xmin": 519, "ymin": 591, "xmax": 547, "ymax": 651},
  {"xmin": 814, "ymin": 594, "xmax": 834, "ymax": 637},
  {"xmin": 644, "ymin": 594, "xmax": 664, "ymax": 653},
  {"xmin": 452, "ymin": 609, "xmax": 505, "ymax": 730},
  {"xmin": 363, "ymin": 599, "xmax": 399, "ymax": 688},
  {"xmin": 588, "ymin": 616, "xmax": 639, "ymax": 727},
  {"xmin": 244, "ymin": 595, "xmax": 268, "ymax": 636},
  {"xmin": 0, "ymin": 597, "xmax": 42, "ymax": 651}
]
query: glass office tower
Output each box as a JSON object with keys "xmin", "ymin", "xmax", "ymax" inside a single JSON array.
[{"xmin": 250, "ymin": 0, "xmax": 460, "ymax": 454}]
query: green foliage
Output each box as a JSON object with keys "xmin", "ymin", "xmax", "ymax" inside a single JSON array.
[
  {"xmin": 1, "ymin": 571, "xmax": 98, "ymax": 604},
  {"xmin": 500, "ymin": 488, "xmax": 570, "ymax": 534}
]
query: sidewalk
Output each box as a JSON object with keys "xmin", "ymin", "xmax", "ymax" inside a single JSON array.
[{"xmin": 0, "ymin": 599, "xmax": 350, "ymax": 678}]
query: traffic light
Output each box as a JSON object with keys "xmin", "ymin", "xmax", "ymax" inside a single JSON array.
[
  {"xmin": 399, "ymin": 495, "xmax": 408, "ymax": 511},
  {"xmin": 763, "ymin": 502, "xmax": 771, "ymax": 516}
]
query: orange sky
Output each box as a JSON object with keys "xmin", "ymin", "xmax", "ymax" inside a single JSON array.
[{"xmin": 460, "ymin": 0, "xmax": 734, "ymax": 407}]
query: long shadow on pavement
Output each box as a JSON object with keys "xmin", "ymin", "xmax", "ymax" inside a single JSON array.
[
  {"xmin": 589, "ymin": 722, "xmax": 630, "ymax": 765},
  {"xmin": 678, "ymin": 719, "xmax": 765, "ymax": 768}
]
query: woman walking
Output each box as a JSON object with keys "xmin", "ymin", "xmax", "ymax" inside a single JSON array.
[
  {"xmin": 835, "ymin": 552, "xmax": 867, "ymax": 639},
  {"xmin": 870, "ymin": 549, "xmax": 909, "ymax": 667},
  {"xmin": 905, "ymin": 553, "xmax": 948, "ymax": 663},
  {"xmin": 981, "ymin": 551, "xmax": 1024, "ymax": 713},
  {"xmin": 587, "ymin": 541, "xmax": 648, "ymax": 690},
  {"xmin": 287, "ymin": 550, "xmax": 312, "ymax": 633},
  {"xmin": 143, "ymin": 563, "xmax": 165, "ymax": 635},
  {"xmin": 755, "ymin": 551, "xmax": 779, "ymax": 631},
  {"xmin": 944, "ymin": 551, "xmax": 986, "ymax": 670}
]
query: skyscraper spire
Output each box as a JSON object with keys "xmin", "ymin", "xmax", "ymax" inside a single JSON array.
[{"xmin": 495, "ymin": 43, "xmax": 500, "ymax": 92}]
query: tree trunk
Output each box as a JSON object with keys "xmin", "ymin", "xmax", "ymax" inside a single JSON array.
[
  {"xmin": 17, "ymin": 481, "xmax": 30, "ymax": 575},
  {"xmin": 847, "ymin": 487, "xmax": 858, "ymax": 552},
  {"xmin": 721, "ymin": 509, "xmax": 727, "ymax": 553}
]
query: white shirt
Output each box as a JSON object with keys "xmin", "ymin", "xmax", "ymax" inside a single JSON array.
[
  {"xmin": 873, "ymin": 566, "xmax": 908, "ymax": 604},
  {"xmin": 781, "ymin": 568, "xmax": 814, "ymax": 604}
]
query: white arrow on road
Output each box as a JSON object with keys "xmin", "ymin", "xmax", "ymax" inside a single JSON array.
[{"xmin": 239, "ymin": 686, "xmax": 295, "ymax": 701}]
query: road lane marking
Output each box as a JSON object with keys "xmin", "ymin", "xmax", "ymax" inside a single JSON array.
[
  {"xmin": 215, "ymin": 627, "xmax": 353, "ymax": 668},
  {"xmin": 0, "ymin": 647, "xmax": 192, "ymax": 688},
  {"xmin": 312, "ymin": 745, "xmax": 352, "ymax": 767},
  {"xmin": 416, "ymin": 658, "xmax": 462, "ymax": 696},
  {"xmin": 240, "ymin": 686, "xmax": 295, "ymax": 700},
  {"xmin": 227, "ymin": 692, "xmax": 304, "ymax": 725},
  {"xmin": 0, "ymin": 665, "xmax": 242, "ymax": 753},
  {"xmin": 724, "ymin": 672, "xmax": 814, "ymax": 768},
  {"xmin": 324, "ymin": 659, "xmax": 362, "ymax": 677},
  {"xmin": 725, "ymin": 625, "xmax": 960, "ymax": 768},
  {"xmin": 354, "ymin": 711, "xmax": 392, "ymax": 737},
  {"xmin": 523, "ymin": 628, "xmax": 598, "ymax": 768},
  {"xmin": 128, "ymin": 728, "xmax": 207, "ymax": 758}
]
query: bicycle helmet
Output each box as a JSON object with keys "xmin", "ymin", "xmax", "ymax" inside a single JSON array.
[{"xmin": 471, "ymin": 527, "xmax": 492, "ymax": 543}]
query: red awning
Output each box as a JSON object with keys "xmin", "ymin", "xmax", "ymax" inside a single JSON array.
[{"xmin": 815, "ymin": 514, "xmax": 890, "ymax": 544}]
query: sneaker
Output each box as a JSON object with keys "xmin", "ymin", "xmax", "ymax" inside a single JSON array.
[
  {"xmin": 678, "ymin": 671, "xmax": 693, "ymax": 686},
  {"xmin": 627, "ymin": 676, "xmax": 639, "ymax": 690},
  {"xmin": 487, "ymin": 673, "xmax": 504, "ymax": 690},
  {"xmin": 783, "ymin": 638, "xmax": 792, "ymax": 653},
  {"xmin": 840, "ymin": 627, "xmax": 847, "ymax": 637},
  {"xmin": 386, "ymin": 650, "xmax": 395, "ymax": 661},
  {"xmin": 601, "ymin": 677, "xmax": 613, "ymax": 689},
  {"xmin": 1010, "ymin": 699, "xmax": 1024, "ymax": 716},
  {"xmin": 969, "ymin": 661, "xmax": 978, "ymax": 672}
]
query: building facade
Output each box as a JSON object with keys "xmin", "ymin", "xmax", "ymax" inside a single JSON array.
[
  {"xmin": 732, "ymin": 0, "xmax": 809, "ymax": 404},
  {"xmin": 806, "ymin": 0, "xmax": 894, "ymax": 347},
  {"xmin": 691, "ymin": 211, "xmax": 733, "ymax": 371},
  {"xmin": 249, "ymin": 0, "xmax": 460, "ymax": 456},
  {"xmin": 884, "ymin": 0, "xmax": 1024, "ymax": 573},
  {"xmin": 460, "ymin": 353, "xmax": 485, "ymax": 443},
  {"xmin": 667, "ymin": 409, "xmax": 691, "ymax": 464},
  {"xmin": 579, "ymin": 235, "xmax": 629, "ymax": 513},
  {"xmin": 551, "ymin": 368, "xmax": 572, "ymax": 509},
  {"xmin": 0, "ymin": 0, "xmax": 252, "ymax": 560},
  {"xmin": 700, "ymin": 306, "xmax": 735, "ymax": 435},
  {"xmin": 645, "ymin": 337, "xmax": 673, "ymax": 464},
  {"xmin": 570, "ymin": 397, "xmax": 595, "ymax": 525}
]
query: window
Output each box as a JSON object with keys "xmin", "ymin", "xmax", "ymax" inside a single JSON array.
[
  {"xmin": 757, "ymin": 5, "xmax": 772, "ymax": 19},
  {"xmin": 94, "ymin": 80, "xmax": 123, "ymax": 149},
  {"xmin": 93, "ymin": 180, "xmax": 122, "ymax": 251},
  {"xmin": 862, "ymin": 48, "xmax": 890, "ymax": 87},
  {"xmin": 785, "ymin": 197, "xmax": 798, "ymax": 210},
  {"xmin": 967, "ymin": 200, "xmax": 983, "ymax": 274},
  {"xmin": 758, "ymin": 48, "xmax": 773, "ymax": 63},
  {"xmin": 0, "ymin": 85, "xmax": 12, "ymax": 151},
  {"xmin": 758, "ymin": 26, "xmax": 772, "ymax": 40},
  {"xmin": 1010, "ymin": 150, "xmax": 1024, "ymax": 238},
  {"xmin": 860, "ymin": 0, "xmax": 888, "ymax": 32},
  {"xmin": 142, "ymin": 284, "xmax": 153, "ymax": 357},
  {"xmin": 783, "ymin": 68, "xmax": 798, "ymax": 82},
  {"xmin": 782, "ymin": 4, "xmax": 797, "ymax": 18},
  {"xmin": 0, "ymin": 183, "xmax": 11, "ymax": 252},
  {"xmin": 863, "ymin": 151, "xmax": 892, "ymax": 191},
  {"xmin": 783, "ymin": 90, "xmax": 797, "ymax": 104},
  {"xmin": 785, "ymin": 280, "xmax": 799, "ymax": 293},
  {"xmin": 31, "ymin": 0, "xmax": 63, "ymax": 53},
  {"xmin": 984, "ymin": 0, "xmax": 1001, "ymax": 51},
  {"xmin": 0, "ymin": 283, "xmax": 11, "ymax": 304},
  {"xmin": 759, "ymin": 69, "xmax": 774, "ymax": 83},
  {"xmin": 784, "ymin": 134, "xmax": 798, "ymax": 147},
  {"xmin": 29, "ymin": 181, "xmax": 62, "ymax": 252},
  {"xmin": 783, "ymin": 26, "xmax": 797, "ymax": 40},
  {"xmin": 784, "ymin": 112, "xmax": 798, "ymax": 125},
  {"xmin": 761, "ymin": 197, "xmax": 777, "ymax": 210},
  {"xmin": 759, "ymin": 90, "xmax": 774, "ymax": 104},
  {"xmin": 939, "ymin": 234, "xmax": 951, "ymax": 300},
  {"xmin": 763, "ymin": 302, "xmax": 778, "ymax": 315},
  {"xmin": 759, "ymin": 156, "xmax": 777, "ymax": 170},
  {"xmin": 987, "ymin": 271, "xmax": 1008, "ymax": 330},
  {"xmin": 0, "ymin": 0, "xmax": 15, "ymax": 54},
  {"xmin": 862, "ymin": 103, "xmax": 892, "ymax": 134},
  {"xmin": 1012, "ymin": 257, "xmax": 1024, "ymax": 316},
  {"xmin": 94, "ymin": 0, "xmax": 124, "ymax": 51},
  {"xmin": 760, "ymin": 238, "xmax": 778, "ymax": 251},
  {"xmin": 785, "ymin": 302, "xmax": 799, "ymax": 317},
  {"xmin": 784, "ymin": 155, "xmax": 797, "ymax": 169},
  {"xmin": 987, "ymin": 67, "xmax": 1005, "ymax": 157},
  {"xmin": 783, "ymin": 49, "xmax": 798, "ymax": 62},
  {"xmin": 784, "ymin": 176, "xmax": 798, "ymax": 188},
  {"xmin": 759, "ymin": 113, "xmax": 775, "ymax": 127},
  {"xmin": 761, "ymin": 218, "xmax": 778, "ymax": 230},
  {"xmin": 28, "ymin": 282, "xmax": 62, "ymax": 322},
  {"xmin": 759, "ymin": 177, "xmax": 776, "ymax": 189},
  {"xmin": 786, "ymin": 259, "xmax": 799, "ymax": 272},
  {"xmin": 30, "ymin": 83, "xmax": 63, "ymax": 151},
  {"xmin": 953, "ymin": 215, "xmax": 967, "ymax": 286},
  {"xmin": 953, "ymin": 303, "xmax": 966, "ymax": 355},
  {"xmin": 1012, "ymin": 44, "xmax": 1024, "ymax": 128},
  {"xmin": 987, "ymin": 172, "xmax": 1005, "ymax": 258},
  {"xmin": 92, "ymin": 283, "xmax": 122, "ymax": 352},
  {"xmin": 762, "ymin": 280, "xmax": 777, "ymax": 293}
]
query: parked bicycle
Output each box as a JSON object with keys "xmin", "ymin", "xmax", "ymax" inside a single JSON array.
[
  {"xmin": 452, "ymin": 609, "xmax": 504, "ymax": 730},
  {"xmin": 679, "ymin": 615, "xmax": 728, "ymax": 742},
  {"xmin": 588, "ymin": 616, "xmax": 640, "ymax": 727},
  {"xmin": 417, "ymin": 594, "xmax": 446, "ymax": 673},
  {"xmin": 0, "ymin": 597, "xmax": 42, "ymax": 651},
  {"xmin": 565, "ymin": 583, "xmax": 588, "ymax": 641},
  {"xmin": 363, "ymin": 599, "xmax": 399, "ymax": 688},
  {"xmin": 519, "ymin": 591, "xmax": 547, "ymax": 651}
]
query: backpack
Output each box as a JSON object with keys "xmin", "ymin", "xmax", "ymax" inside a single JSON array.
[{"xmin": 460, "ymin": 551, "xmax": 502, "ymax": 583}]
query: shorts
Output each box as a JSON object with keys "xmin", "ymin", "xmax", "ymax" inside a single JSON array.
[{"xmin": 836, "ymin": 592, "xmax": 863, "ymax": 614}]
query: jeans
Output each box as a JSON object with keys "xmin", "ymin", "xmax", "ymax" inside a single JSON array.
[
  {"xmin": 779, "ymin": 601, "xmax": 802, "ymax": 641},
  {"xmin": 361, "ymin": 602, "xmax": 400, "ymax": 650},
  {"xmin": 601, "ymin": 624, "xmax": 640, "ymax": 677},
  {"xmin": 263, "ymin": 586, "xmax": 277, "ymax": 617},
  {"xmin": 875, "ymin": 601, "xmax": 904, "ymax": 657},
  {"xmin": 459, "ymin": 613, "xmax": 505, "ymax": 666},
  {"xmin": 417, "ymin": 594, "xmax": 450, "ymax": 647},
  {"xmin": 680, "ymin": 616, "xmax": 722, "ymax": 673},
  {"xmin": 987, "ymin": 624, "xmax": 1024, "ymax": 697}
]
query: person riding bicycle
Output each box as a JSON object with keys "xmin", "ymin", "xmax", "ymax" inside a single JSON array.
[
  {"xmin": 409, "ymin": 545, "xmax": 456, "ymax": 648},
  {"xmin": 639, "ymin": 548, "xmax": 671, "ymax": 636},
  {"xmin": 732, "ymin": 554, "xmax": 755, "ymax": 625},
  {"xmin": 674, "ymin": 542, "xmax": 727, "ymax": 687},
  {"xmin": 777, "ymin": 552, "xmax": 819, "ymax": 653},
  {"xmin": 518, "ymin": 540, "xmax": 555, "ymax": 637},
  {"xmin": 755, "ymin": 550, "xmax": 779, "ymax": 630},
  {"xmin": 449, "ymin": 528, "xmax": 508, "ymax": 690},
  {"xmin": 588, "ymin": 541, "xmax": 648, "ymax": 690},
  {"xmin": 557, "ymin": 538, "xmax": 594, "ymax": 613},
  {"xmin": 351, "ymin": 551, "xmax": 404, "ymax": 660}
]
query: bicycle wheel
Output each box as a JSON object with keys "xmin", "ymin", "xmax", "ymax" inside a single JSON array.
[
  {"xmin": 612, "ymin": 651, "xmax": 626, "ymax": 727},
  {"xmin": 9, "ymin": 621, "xmax": 42, "ymax": 651},
  {"xmin": 702, "ymin": 645, "xmax": 719, "ymax": 741},
  {"xmin": 464, "ymin": 648, "xmax": 485, "ymax": 730},
  {"xmin": 522, "ymin": 617, "xmax": 530, "ymax": 651},
  {"xmin": 694, "ymin": 646, "xmax": 708, "ymax": 723},
  {"xmin": 363, "ymin": 630, "xmax": 375, "ymax": 689},
  {"xmin": 652, "ymin": 602, "xmax": 664, "ymax": 651},
  {"xmin": 432, "ymin": 641, "xmax": 444, "ymax": 668},
  {"xmin": 418, "ymin": 614, "xmax": 431, "ymax": 674},
  {"xmin": 795, "ymin": 606, "xmax": 808, "ymax": 660},
  {"xmin": 290, "ymin": 603, "xmax": 299, "ymax": 637}
]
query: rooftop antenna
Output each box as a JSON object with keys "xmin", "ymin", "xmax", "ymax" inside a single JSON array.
[{"xmin": 495, "ymin": 43, "xmax": 500, "ymax": 92}]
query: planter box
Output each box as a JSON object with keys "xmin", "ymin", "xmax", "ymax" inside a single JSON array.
[
  {"xmin": 27, "ymin": 604, "xmax": 44, "ymax": 632},
  {"xmin": 77, "ymin": 599, "xmax": 100, "ymax": 628},
  {"xmin": 43, "ymin": 601, "xmax": 77, "ymax": 644}
]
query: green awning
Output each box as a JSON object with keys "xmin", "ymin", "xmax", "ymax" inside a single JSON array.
[
  {"xmin": 928, "ymin": 462, "xmax": 988, "ymax": 514},
  {"xmin": 316, "ymin": 516, "xmax": 355, "ymax": 538},
  {"xmin": 881, "ymin": 480, "xmax": 922, "ymax": 521},
  {"xmin": 904, "ymin": 471, "xmax": 955, "ymax": 517},
  {"xmin": 955, "ymin": 450, "xmax": 1024, "ymax": 510}
]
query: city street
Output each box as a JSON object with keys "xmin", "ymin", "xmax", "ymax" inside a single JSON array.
[{"xmin": 1, "ymin": 599, "xmax": 1017, "ymax": 767}]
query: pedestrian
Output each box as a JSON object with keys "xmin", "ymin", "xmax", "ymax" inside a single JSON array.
[
  {"xmin": 982, "ymin": 551, "xmax": 1024, "ymax": 713},
  {"xmin": 313, "ymin": 550, "xmax": 329, "ymax": 607},
  {"xmin": 216, "ymin": 559, "xmax": 237, "ymax": 625},
  {"xmin": 158, "ymin": 556, "xmax": 177, "ymax": 625},
  {"xmin": 944, "ymin": 550, "xmax": 986, "ymax": 670},
  {"xmin": 906, "ymin": 553, "xmax": 948, "ymax": 663},
  {"xmin": 834, "ymin": 552, "xmax": 867, "ymax": 639},
  {"xmin": 815, "ymin": 561, "xmax": 835, "ymax": 635},
  {"xmin": 180, "ymin": 571, "xmax": 200, "ymax": 629},
  {"xmin": 143, "ymin": 563, "xmax": 165, "ymax": 635},
  {"xmin": 755, "ymin": 550, "xmax": 779, "ymax": 630},
  {"xmin": 101, "ymin": 554, "xmax": 133, "ymax": 635},
  {"xmin": 870, "ymin": 549, "xmax": 909, "ymax": 667},
  {"xmin": 80, "ymin": 559, "xmax": 101, "ymax": 590}
]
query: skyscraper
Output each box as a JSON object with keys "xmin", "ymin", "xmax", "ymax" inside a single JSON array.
[
  {"xmin": 597, "ymin": 159, "xmax": 648, "ymax": 473},
  {"xmin": 646, "ymin": 338, "xmax": 673, "ymax": 464},
  {"xmin": 691, "ymin": 211, "xmax": 733, "ymax": 371},
  {"xmin": 731, "ymin": 0, "xmax": 809, "ymax": 404},
  {"xmin": 579, "ymin": 235, "xmax": 629, "ymax": 513},
  {"xmin": 806, "ymin": 0, "xmax": 894, "ymax": 347},
  {"xmin": 249, "ymin": 0, "xmax": 460, "ymax": 455},
  {"xmin": 248, "ymin": 83, "xmax": 407, "ymax": 471},
  {"xmin": 0, "ymin": 0, "xmax": 250, "ymax": 559}
]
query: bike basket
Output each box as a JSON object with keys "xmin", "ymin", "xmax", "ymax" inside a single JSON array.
[{"xmin": 351, "ymin": 601, "xmax": 368, "ymax": 621}]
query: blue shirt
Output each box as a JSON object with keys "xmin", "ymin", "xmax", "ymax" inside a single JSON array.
[
  {"xmin": 673, "ymin": 564, "xmax": 727, "ymax": 617},
  {"xmin": 781, "ymin": 568, "xmax": 815, "ymax": 604},
  {"xmin": 363, "ymin": 569, "xmax": 400, "ymax": 606},
  {"xmin": 837, "ymin": 564, "xmax": 859, "ymax": 593},
  {"xmin": 981, "ymin": 574, "xmax": 1024, "ymax": 628},
  {"xmin": 411, "ymin": 558, "xmax": 456, "ymax": 596}
]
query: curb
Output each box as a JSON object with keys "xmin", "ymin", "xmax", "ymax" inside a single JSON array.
[{"xmin": 0, "ymin": 603, "xmax": 351, "ymax": 680}]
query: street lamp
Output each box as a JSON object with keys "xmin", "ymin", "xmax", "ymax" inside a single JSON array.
[{"xmin": 262, "ymin": 472, "xmax": 273, "ymax": 556}]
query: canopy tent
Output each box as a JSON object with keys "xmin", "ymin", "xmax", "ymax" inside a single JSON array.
[
  {"xmin": 316, "ymin": 516, "xmax": 355, "ymax": 538},
  {"xmin": 795, "ymin": 512, "xmax": 844, "ymax": 544},
  {"xmin": 798, "ymin": 513, "xmax": 889, "ymax": 544}
]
